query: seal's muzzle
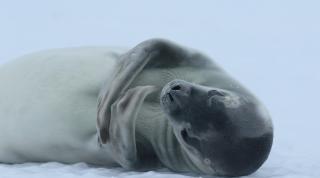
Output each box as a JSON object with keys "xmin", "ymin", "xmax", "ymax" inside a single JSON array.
[{"xmin": 160, "ymin": 79, "xmax": 192, "ymax": 113}]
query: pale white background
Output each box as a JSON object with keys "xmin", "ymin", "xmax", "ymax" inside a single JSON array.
[{"xmin": 0, "ymin": 0, "xmax": 319, "ymax": 177}]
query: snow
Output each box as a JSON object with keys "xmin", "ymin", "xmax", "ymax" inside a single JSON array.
[{"xmin": 0, "ymin": 0, "xmax": 319, "ymax": 177}]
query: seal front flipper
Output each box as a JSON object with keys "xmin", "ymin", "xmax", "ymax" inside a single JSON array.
[
  {"xmin": 109, "ymin": 85, "xmax": 158, "ymax": 169},
  {"xmin": 97, "ymin": 38, "xmax": 214, "ymax": 143}
]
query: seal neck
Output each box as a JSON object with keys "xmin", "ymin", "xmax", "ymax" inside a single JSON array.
[{"xmin": 135, "ymin": 103, "xmax": 204, "ymax": 174}]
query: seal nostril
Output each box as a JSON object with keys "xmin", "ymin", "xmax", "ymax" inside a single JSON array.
[{"xmin": 172, "ymin": 85, "xmax": 181, "ymax": 90}]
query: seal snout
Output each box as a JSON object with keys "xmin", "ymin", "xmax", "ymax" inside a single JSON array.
[{"xmin": 160, "ymin": 80, "xmax": 192, "ymax": 109}]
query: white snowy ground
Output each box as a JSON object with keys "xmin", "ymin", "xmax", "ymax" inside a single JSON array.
[{"xmin": 0, "ymin": 1, "xmax": 319, "ymax": 178}]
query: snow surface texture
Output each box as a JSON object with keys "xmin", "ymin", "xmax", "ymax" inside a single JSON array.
[{"xmin": 0, "ymin": 0, "xmax": 319, "ymax": 177}]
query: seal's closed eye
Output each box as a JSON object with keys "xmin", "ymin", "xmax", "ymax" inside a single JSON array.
[
  {"xmin": 181, "ymin": 128, "xmax": 188, "ymax": 140},
  {"xmin": 180, "ymin": 128, "xmax": 201, "ymax": 151}
]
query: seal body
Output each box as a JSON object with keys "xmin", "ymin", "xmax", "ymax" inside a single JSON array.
[
  {"xmin": 0, "ymin": 47, "xmax": 124, "ymax": 165},
  {"xmin": 0, "ymin": 39, "xmax": 273, "ymax": 176}
]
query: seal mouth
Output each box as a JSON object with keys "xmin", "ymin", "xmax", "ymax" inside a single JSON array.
[
  {"xmin": 168, "ymin": 93, "xmax": 174, "ymax": 102},
  {"xmin": 160, "ymin": 84, "xmax": 173, "ymax": 105},
  {"xmin": 160, "ymin": 91, "xmax": 179, "ymax": 114}
]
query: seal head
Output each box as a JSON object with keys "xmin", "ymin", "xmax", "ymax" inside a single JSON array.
[{"xmin": 160, "ymin": 79, "xmax": 273, "ymax": 176}]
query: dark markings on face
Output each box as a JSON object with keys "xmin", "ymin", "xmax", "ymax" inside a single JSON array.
[{"xmin": 160, "ymin": 79, "xmax": 273, "ymax": 176}]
